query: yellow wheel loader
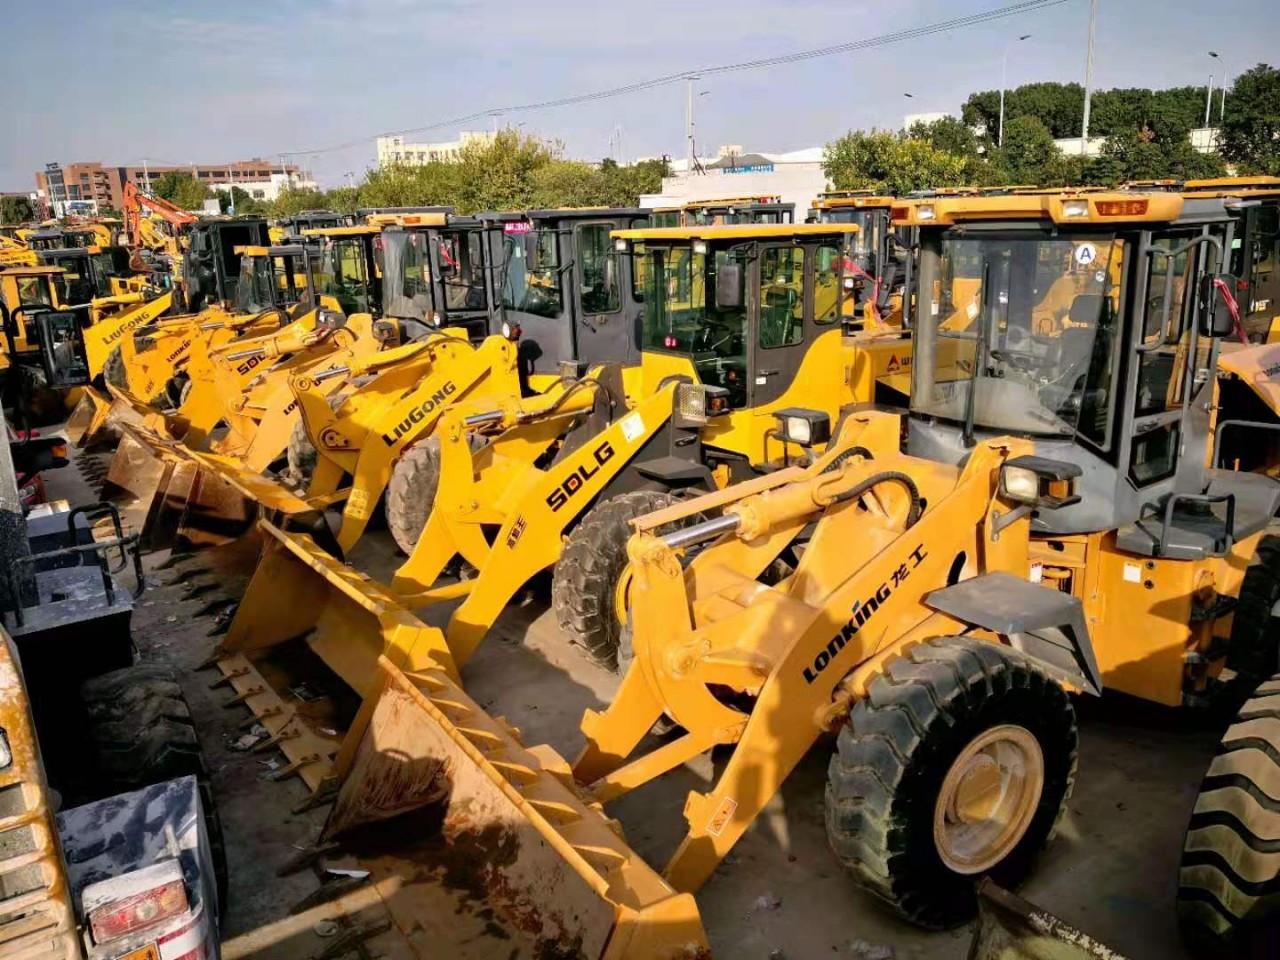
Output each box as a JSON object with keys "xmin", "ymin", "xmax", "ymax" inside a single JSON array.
[
  {"xmin": 213, "ymin": 221, "xmax": 914, "ymax": 687},
  {"xmin": 165, "ymin": 207, "xmax": 654, "ymax": 556},
  {"xmin": 230, "ymin": 409, "xmax": 1097, "ymax": 955},
  {"xmin": 201, "ymin": 193, "xmax": 1280, "ymax": 952}
]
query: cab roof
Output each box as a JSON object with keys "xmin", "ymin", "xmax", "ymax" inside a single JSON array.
[
  {"xmin": 889, "ymin": 191, "xmax": 1211, "ymax": 226},
  {"xmin": 0, "ymin": 266, "xmax": 62, "ymax": 276},
  {"xmin": 481, "ymin": 207, "xmax": 647, "ymax": 224},
  {"xmin": 302, "ymin": 224, "xmax": 381, "ymax": 237},
  {"xmin": 614, "ymin": 222, "xmax": 858, "ymax": 241},
  {"xmin": 365, "ymin": 211, "xmax": 450, "ymax": 228},
  {"xmin": 811, "ymin": 193, "xmax": 895, "ymax": 209}
]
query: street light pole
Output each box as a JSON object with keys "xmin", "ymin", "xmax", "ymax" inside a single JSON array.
[
  {"xmin": 1204, "ymin": 73, "xmax": 1215, "ymax": 127},
  {"xmin": 1080, "ymin": 0, "xmax": 1098, "ymax": 156},
  {"xmin": 999, "ymin": 34, "xmax": 1032, "ymax": 148},
  {"xmin": 1209, "ymin": 51, "xmax": 1228, "ymax": 124}
]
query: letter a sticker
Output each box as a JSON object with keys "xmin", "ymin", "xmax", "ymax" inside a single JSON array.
[{"xmin": 1074, "ymin": 243, "xmax": 1097, "ymax": 266}]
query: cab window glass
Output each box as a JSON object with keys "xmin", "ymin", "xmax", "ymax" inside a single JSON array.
[
  {"xmin": 577, "ymin": 223, "xmax": 620, "ymax": 314},
  {"xmin": 814, "ymin": 243, "xmax": 842, "ymax": 324},
  {"xmin": 17, "ymin": 277, "xmax": 51, "ymax": 308},
  {"xmin": 760, "ymin": 246, "xmax": 806, "ymax": 348},
  {"xmin": 1135, "ymin": 236, "xmax": 1195, "ymax": 417},
  {"xmin": 502, "ymin": 229, "xmax": 561, "ymax": 319},
  {"xmin": 439, "ymin": 231, "xmax": 487, "ymax": 311}
]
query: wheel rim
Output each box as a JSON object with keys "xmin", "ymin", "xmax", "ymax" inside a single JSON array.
[
  {"xmin": 933, "ymin": 724, "xmax": 1044, "ymax": 874},
  {"xmin": 614, "ymin": 565, "xmax": 634, "ymax": 627}
]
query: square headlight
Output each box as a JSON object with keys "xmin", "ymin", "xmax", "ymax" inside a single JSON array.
[{"xmin": 772, "ymin": 408, "xmax": 831, "ymax": 448}]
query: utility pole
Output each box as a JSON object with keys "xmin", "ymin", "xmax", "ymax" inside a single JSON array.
[
  {"xmin": 1080, "ymin": 0, "xmax": 1098, "ymax": 156},
  {"xmin": 1204, "ymin": 74, "xmax": 1215, "ymax": 127},
  {"xmin": 142, "ymin": 158, "xmax": 151, "ymax": 194},
  {"xmin": 685, "ymin": 76, "xmax": 696, "ymax": 173}
]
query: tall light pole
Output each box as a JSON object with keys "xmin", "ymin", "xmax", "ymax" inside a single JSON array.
[
  {"xmin": 1209, "ymin": 51, "xmax": 1228, "ymax": 123},
  {"xmin": 685, "ymin": 78, "xmax": 709, "ymax": 173},
  {"xmin": 1204, "ymin": 73, "xmax": 1215, "ymax": 127},
  {"xmin": 999, "ymin": 34, "xmax": 1032, "ymax": 147},
  {"xmin": 1080, "ymin": 0, "xmax": 1098, "ymax": 156}
]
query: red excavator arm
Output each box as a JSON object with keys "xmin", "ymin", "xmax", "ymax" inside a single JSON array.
[{"xmin": 122, "ymin": 181, "xmax": 199, "ymax": 248}]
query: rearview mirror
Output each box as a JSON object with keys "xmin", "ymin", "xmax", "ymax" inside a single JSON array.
[
  {"xmin": 1198, "ymin": 273, "xmax": 1239, "ymax": 339},
  {"xmin": 715, "ymin": 262, "xmax": 743, "ymax": 309}
]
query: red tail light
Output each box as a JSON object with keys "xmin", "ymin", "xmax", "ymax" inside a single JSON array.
[
  {"xmin": 1095, "ymin": 199, "xmax": 1149, "ymax": 217},
  {"xmin": 89, "ymin": 879, "xmax": 188, "ymax": 943}
]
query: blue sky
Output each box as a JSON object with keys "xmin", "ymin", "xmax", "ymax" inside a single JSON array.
[{"xmin": 2, "ymin": 0, "xmax": 1276, "ymax": 192}]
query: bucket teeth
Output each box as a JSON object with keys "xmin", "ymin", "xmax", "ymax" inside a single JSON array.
[
  {"xmin": 271, "ymin": 754, "xmax": 321, "ymax": 782},
  {"xmin": 197, "ymin": 647, "xmax": 229, "ymax": 670},
  {"xmin": 223, "ymin": 684, "xmax": 266, "ymax": 706},
  {"xmin": 488, "ymin": 759, "xmax": 539, "ymax": 786},
  {"xmin": 276, "ymin": 841, "xmax": 339, "ymax": 877},
  {"xmin": 209, "ymin": 667, "xmax": 250, "ymax": 688},
  {"xmin": 240, "ymin": 706, "xmax": 282, "ymax": 728},
  {"xmin": 253, "ymin": 726, "xmax": 301, "ymax": 752}
]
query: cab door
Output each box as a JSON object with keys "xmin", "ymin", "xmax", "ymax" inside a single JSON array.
[
  {"xmin": 573, "ymin": 220, "xmax": 639, "ymax": 365},
  {"xmin": 748, "ymin": 242, "xmax": 830, "ymax": 406}
]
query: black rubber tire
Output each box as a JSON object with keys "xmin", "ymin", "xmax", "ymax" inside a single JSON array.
[
  {"xmin": 386, "ymin": 433, "xmax": 488, "ymax": 555},
  {"xmin": 104, "ymin": 346, "xmax": 128, "ymax": 392},
  {"xmin": 163, "ymin": 375, "xmax": 192, "ymax": 411},
  {"xmin": 552, "ymin": 490, "xmax": 701, "ymax": 671},
  {"xmin": 80, "ymin": 664, "xmax": 228, "ymax": 911},
  {"xmin": 1177, "ymin": 674, "xmax": 1280, "ymax": 954},
  {"xmin": 825, "ymin": 636, "xmax": 1078, "ymax": 929},
  {"xmin": 1228, "ymin": 535, "xmax": 1280, "ymax": 683},
  {"xmin": 386, "ymin": 436, "xmax": 443, "ymax": 555}
]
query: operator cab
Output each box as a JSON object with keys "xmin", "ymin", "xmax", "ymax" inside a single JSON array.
[
  {"xmin": 25, "ymin": 228, "xmax": 98, "ymax": 252},
  {"xmin": 481, "ymin": 207, "xmax": 650, "ymax": 369},
  {"xmin": 232, "ymin": 244, "xmax": 319, "ymax": 317},
  {"xmin": 0, "ymin": 266, "xmax": 90, "ymax": 389},
  {"xmin": 305, "ymin": 224, "xmax": 383, "ymax": 318},
  {"xmin": 370, "ymin": 211, "xmax": 491, "ymax": 342},
  {"xmin": 901, "ymin": 192, "xmax": 1268, "ymax": 556},
  {"xmin": 276, "ymin": 210, "xmax": 354, "ymax": 240},
  {"xmin": 809, "ymin": 191, "xmax": 907, "ymax": 324},
  {"xmin": 681, "ymin": 197, "xmax": 795, "ymax": 227},
  {"xmin": 183, "ymin": 217, "xmax": 272, "ymax": 312},
  {"xmin": 36, "ymin": 246, "xmax": 131, "ymax": 306}
]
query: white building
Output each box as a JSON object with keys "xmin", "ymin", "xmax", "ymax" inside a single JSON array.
[
  {"xmin": 641, "ymin": 144, "xmax": 829, "ymax": 217},
  {"xmin": 206, "ymin": 171, "xmax": 318, "ymax": 202},
  {"xmin": 376, "ymin": 131, "xmax": 495, "ymax": 167}
]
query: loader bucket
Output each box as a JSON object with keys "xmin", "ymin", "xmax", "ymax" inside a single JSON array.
[
  {"xmin": 968, "ymin": 880, "xmax": 1126, "ymax": 959},
  {"xmin": 211, "ymin": 522, "xmax": 456, "ymax": 793},
  {"xmin": 64, "ymin": 386, "xmax": 115, "ymax": 448},
  {"xmin": 322, "ymin": 654, "xmax": 709, "ymax": 959}
]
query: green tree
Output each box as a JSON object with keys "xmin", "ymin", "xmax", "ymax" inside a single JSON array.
[
  {"xmin": 1220, "ymin": 64, "xmax": 1280, "ymax": 174},
  {"xmin": 908, "ymin": 116, "xmax": 980, "ymax": 159},
  {"xmin": 0, "ymin": 196, "xmax": 34, "ymax": 224},
  {"xmin": 151, "ymin": 171, "xmax": 210, "ymax": 210},
  {"xmin": 964, "ymin": 82, "xmax": 1084, "ymax": 141},
  {"xmin": 822, "ymin": 130, "xmax": 966, "ymax": 194},
  {"xmin": 993, "ymin": 116, "xmax": 1058, "ymax": 185},
  {"xmin": 269, "ymin": 186, "xmax": 328, "ymax": 218},
  {"xmin": 530, "ymin": 160, "xmax": 610, "ymax": 208},
  {"xmin": 358, "ymin": 160, "xmax": 466, "ymax": 209},
  {"xmin": 452, "ymin": 129, "xmax": 559, "ymax": 213},
  {"xmin": 321, "ymin": 187, "xmax": 361, "ymax": 215}
]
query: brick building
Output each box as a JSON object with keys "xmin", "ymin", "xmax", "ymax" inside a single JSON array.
[{"xmin": 35, "ymin": 159, "xmax": 306, "ymax": 212}]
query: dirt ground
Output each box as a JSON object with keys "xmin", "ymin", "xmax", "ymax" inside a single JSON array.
[{"xmin": 50, "ymin": 445, "xmax": 1228, "ymax": 960}]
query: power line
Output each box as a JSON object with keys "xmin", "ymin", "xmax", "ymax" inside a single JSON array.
[{"xmin": 278, "ymin": 0, "xmax": 1073, "ymax": 158}]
